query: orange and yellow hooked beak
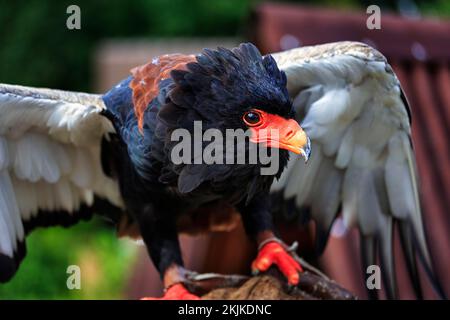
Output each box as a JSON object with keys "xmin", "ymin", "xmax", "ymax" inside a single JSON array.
[{"xmin": 244, "ymin": 109, "xmax": 311, "ymax": 162}]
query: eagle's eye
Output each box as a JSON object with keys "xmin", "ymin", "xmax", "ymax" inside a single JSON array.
[{"xmin": 243, "ymin": 110, "xmax": 263, "ymax": 127}]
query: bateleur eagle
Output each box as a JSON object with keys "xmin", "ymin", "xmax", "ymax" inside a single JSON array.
[{"xmin": 0, "ymin": 42, "xmax": 444, "ymax": 299}]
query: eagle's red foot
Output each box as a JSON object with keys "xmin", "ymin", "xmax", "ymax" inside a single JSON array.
[
  {"xmin": 141, "ymin": 283, "xmax": 201, "ymax": 300},
  {"xmin": 252, "ymin": 241, "xmax": 303, "ymax": 285}
]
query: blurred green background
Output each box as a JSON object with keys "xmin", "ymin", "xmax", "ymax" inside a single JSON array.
[
  {"xmin": 0, "ymin": 219, "xmax": 136, "ymax": 299},
  {"xmin": 0, "ymin": 0, "xmax": 449, "ymax": 299},
  {"xmin": 1, "ymin": 0, "xmax": 449, "ymax": 92}
]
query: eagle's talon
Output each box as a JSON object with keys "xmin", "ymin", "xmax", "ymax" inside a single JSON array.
[
  {"xmin": 252, "ymin": 241, "xmax": 303, "ymax": 286},
  {"xmin": 141, "ymin": 283, "xmax": 201, "ymax": 300}
]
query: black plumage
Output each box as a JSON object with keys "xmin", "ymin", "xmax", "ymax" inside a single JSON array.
[{"xmin": 101, "ymin": 43, "xmax": 292, "ymax": 279}]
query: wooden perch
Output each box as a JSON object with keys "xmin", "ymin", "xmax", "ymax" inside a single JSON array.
[{"xmin": 182, "ymin": 255, "xmax": 357, "ymax": 300}]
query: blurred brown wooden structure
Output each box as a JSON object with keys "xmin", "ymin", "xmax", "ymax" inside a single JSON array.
[{"xmin": 95, "ymin": 4, "xmax": 450, "ymax": 299}]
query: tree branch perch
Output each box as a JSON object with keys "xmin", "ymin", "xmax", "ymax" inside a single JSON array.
[{"xmin": 182, "ymin": 256, "xmax": 357, "ymax": 300}]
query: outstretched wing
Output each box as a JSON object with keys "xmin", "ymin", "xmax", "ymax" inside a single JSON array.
[
  {"xmin": 269, "ymin": 42, "xmax": 443, "ymax": 299},
  {"xmin": 0, "ymin": 84, "xmax": 123, "ymax": 281}
]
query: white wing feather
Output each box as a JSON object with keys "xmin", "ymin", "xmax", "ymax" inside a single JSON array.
[
  {"xmin": 270, "ymin": 42, "xmax": 439, "ymax": 298},
  {"xmin": 0, "ymin": 84, "xmax": 123, "ymax": 276}
]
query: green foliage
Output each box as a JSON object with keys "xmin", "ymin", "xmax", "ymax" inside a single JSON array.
[
  {"xmin": 0, "ymin": 219, "xmax": 136, "ymax": 299},
  {"xmin": 1, "ymin": 0, "xmax": 448, "ymax": 91},
  {"xmin": 0, "ymin": 0, "xmax": 252, "ymax": 91},
  {"xmin": 418, "ymin": 0, "xmax": 450, "ymax": 18}
]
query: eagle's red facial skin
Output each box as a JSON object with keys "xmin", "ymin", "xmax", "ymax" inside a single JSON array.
[{"xmin": 244, "ymin": 109, "xmax": 309, "ymax": 156}]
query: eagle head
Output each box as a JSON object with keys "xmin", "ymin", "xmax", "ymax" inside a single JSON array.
[{"xmin": 160, "ymin": 43, "xmax": 310, "ymax": 161}]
